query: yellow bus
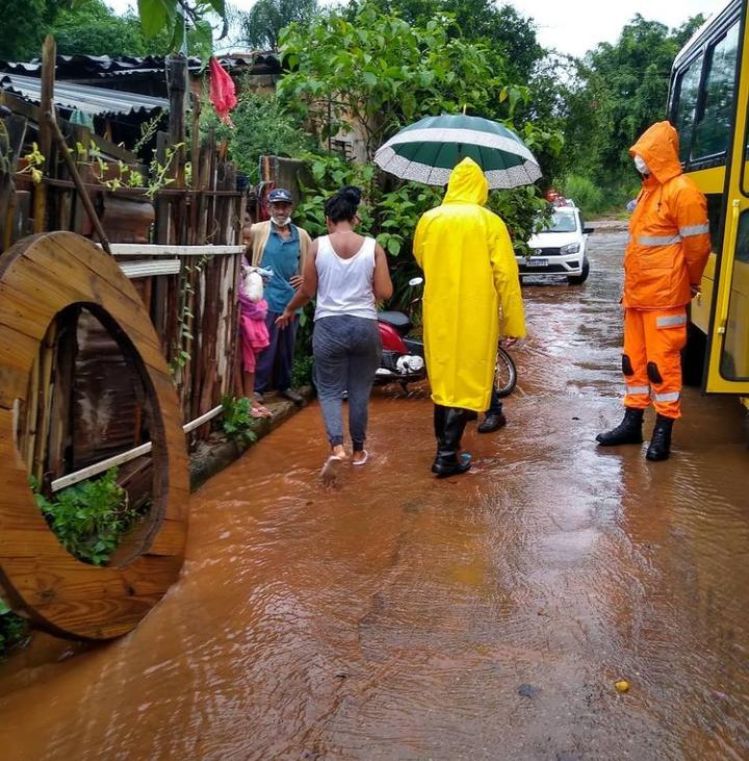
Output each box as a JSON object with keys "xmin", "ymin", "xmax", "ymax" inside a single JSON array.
[{"xmin": 668, "ymin": 0, "xmax": 749, "ymax": 423}]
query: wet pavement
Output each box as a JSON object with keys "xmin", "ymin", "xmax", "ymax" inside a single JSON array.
[{"xmin": 2, "ymin": 230, "xmax": 749, "ymax": 760}]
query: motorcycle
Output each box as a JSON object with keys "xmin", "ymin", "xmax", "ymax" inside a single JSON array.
[
  {"xmin": 375, "ymin": 277, "xmax": 428, "ymax": 390},
  {"xmin": 375, "ymin": 277, "xmax": 518, "ymax": 398}
]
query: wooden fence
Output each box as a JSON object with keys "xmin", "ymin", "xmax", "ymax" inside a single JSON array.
[{"xmin": 1, "ymin": 47, "xmax": 246, "ymax": 492}]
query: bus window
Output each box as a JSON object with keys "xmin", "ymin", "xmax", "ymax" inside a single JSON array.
[
  {"xmin": 692, "ymin": 23, "xmax": 740, "ymax": 161},
  {"xmin": 673, "ymin": 54, "xmax": 703, "ymax": 164},
  {"xmin": 720, "ymin": 212, "xmax": 749, "ymax": 380}
]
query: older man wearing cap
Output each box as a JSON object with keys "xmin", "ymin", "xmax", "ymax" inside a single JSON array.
[{"xmin": 246, "ymin": 188, "xmax": 312, "ymax": 404}]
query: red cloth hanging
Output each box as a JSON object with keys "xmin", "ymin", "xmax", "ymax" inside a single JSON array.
[{"xmin": 209, "ymin": 57, "xmax": 237, "ymax": 125}]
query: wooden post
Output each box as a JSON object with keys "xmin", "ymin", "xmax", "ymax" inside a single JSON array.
[
  {"xmin": 47, "ymin": 111, "xmax": 111, "ymax": 254},
  {"xmin": 0, "ymin": 113, "xmax": 27, "ymax": 251},
  {"xmin": 166, "ymin": 54, "xmax": 187, "ymax": 243},
  {"xmin": 33, "ymin": 35, "xmax": 56, "ymax": 233}
]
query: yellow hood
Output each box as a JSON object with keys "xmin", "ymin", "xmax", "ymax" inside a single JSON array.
[
  {"xmin": 442, "ymin": 157, "xmax": 489, "ymax": 206},
  {"xmin": 629, "ymin": 121, "xmax": 683, "ymax": 184}
]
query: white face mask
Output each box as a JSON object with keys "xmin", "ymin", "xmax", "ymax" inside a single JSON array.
[
  {"xmin": 270, "ymin": 213, "xmax": 292, "ymax": 227},
  {"xmin": 634, "ymin": 155, "xmax": 649, "ymax": 176}
]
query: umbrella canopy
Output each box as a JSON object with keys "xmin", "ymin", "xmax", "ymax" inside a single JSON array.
[{"xmin": 374, "ymin": 114, "xmax": 542, "ymax": 189}]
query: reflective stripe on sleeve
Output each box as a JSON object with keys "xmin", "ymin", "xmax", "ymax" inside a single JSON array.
[
  {"xmin": 679, "ymin": 223, "xmax": 710, "ymax": 237},
  {"xmin": 626, "ymin": 384, "xmax": 651, "ymax": 396},
  {"xmin": 653, "ymin": 391, "xmax": 680, "ymax": 403},
  {"xmin": 637, "ymin": 234, "xmax": 682, "ymax": 246},
  {"xmin": 656, "ymin": 314, "xmax": 687, "ymax": 329}
]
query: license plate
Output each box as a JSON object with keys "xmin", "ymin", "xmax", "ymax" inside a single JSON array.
[{"xmin": 527, "ymin": 258, "xmax": 548, "ymax": 267}]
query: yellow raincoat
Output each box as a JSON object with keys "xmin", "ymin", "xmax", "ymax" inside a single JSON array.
[{"xmin": 413, "ymin": 158, "xmax": 526, "ymax": 412}]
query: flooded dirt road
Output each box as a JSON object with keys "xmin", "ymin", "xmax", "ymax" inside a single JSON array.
[{"xmin": 2, "ymin": 229, "xmax": 749, "ymax": 761}]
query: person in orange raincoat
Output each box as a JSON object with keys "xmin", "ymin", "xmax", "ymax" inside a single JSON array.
[
  {"xmin": 413, "ymin": 157, "xmax": 526, "ymax": 477},
  {"xmin": 597, "ymin": 121, "xmax": 710, "ymax": 460}
]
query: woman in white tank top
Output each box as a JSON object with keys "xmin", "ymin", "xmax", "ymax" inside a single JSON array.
[{"xmin": 277, "ymin": 186, "xmax": 393, "ymax": 484}]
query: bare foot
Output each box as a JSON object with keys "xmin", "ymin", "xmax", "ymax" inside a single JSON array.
[
  {"xmin": 321, "ymin": 446, "xmax": 348, "ymax": 486},
  {"xmin": 320, "ymin": 455, "xmax": 342, "ymax": 486}
]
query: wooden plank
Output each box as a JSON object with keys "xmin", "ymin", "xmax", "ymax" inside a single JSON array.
[
  {"xmin": 108, "ymin": 243, "xmax": 244, "ymax": 256},
  {"xmin": 119, "ymin": 259, "xmax": 181, "ymax": 279}
]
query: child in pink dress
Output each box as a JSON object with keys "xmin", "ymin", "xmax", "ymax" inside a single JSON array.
[{"xmin": 239, "ymin": 265, "xmax": 272, "ymax": 418}]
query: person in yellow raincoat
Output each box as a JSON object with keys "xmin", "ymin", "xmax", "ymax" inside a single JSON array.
[
  {"xmin": 596, "ymin": 121, "xmax": 710, "ymax": 460},
  {"xmin": 413, "ymin": 157, "xmax": 526, "ymax": 477}
]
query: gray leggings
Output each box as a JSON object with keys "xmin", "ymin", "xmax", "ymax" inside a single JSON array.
[{"xmin": 313, "ymin": 315, "xmax": 382, "ymax": 451}]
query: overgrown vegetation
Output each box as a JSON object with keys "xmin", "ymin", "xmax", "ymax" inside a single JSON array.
[
  {"xmin": 221, "ymin": 396, "xmax": 260, "ymax": 446},
  {"xmin": 0, "ymin": 0, "xmax": 220, "ymax": 60},
  {"xmin": 201, "ymin": 91, "xmax": 314, "ymax": 184},
  {"xmin": 560, "ymin": 14, "xmax": 705, "ymax": 213},
  {"xmin": 30, "ymin": 468, "xmax": 139, "ymax": 567},
  {"xmin": 291, "ymin": 353, "xmax": 315, "ymax": 388}
]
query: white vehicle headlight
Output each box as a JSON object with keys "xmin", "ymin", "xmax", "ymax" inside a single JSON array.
[{"xmin": 560, "ymin": 242, "xmax": 581, "ymax": 254}]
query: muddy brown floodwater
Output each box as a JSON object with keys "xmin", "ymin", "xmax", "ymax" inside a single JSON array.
[{"xmin": 1, "ymin": 229, "xmax": 749, "ymax": 761}]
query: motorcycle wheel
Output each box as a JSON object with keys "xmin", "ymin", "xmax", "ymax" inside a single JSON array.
[{"xmin": 494, "ymin": 347, "xmax": 517, "ymax": 398}]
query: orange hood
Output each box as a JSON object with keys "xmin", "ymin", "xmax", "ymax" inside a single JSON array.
[{"xmin": 629, "ymin": 121, "xmax": 682, "ymax": 184}]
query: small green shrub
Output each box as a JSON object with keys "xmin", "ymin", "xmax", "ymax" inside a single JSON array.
[
  {"xmin": 221, "ymin": 396, "xmax": 259, "ymax": 446},
  {"xmin": 292, "ymin": 353, "xmax": 315, "ymax": 388},
  {"xmin": 0, "ymin": 599, "xmax": 28, "ymax": 659},
  {"xmin": 30, "ymin": 468, "xmax": 135, "ymax": 566}
]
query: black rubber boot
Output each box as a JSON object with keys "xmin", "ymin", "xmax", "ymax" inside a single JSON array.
[
  {"xmin": 646, "ymin": 414, "xmax": 674, "ymax": 461},
  {"xmin": 433, "ymin": 404, "xmax": 447, "ymax": 441},
  {"xmin": 478, "ymin": 412, "xmax": 507, "ymax": 433},
  {"xmin": 596, "ymin": 407, "xmax": 644, "ymax": 446},
  {"xmin": 432, "ymin": 407, "xmax": 472, "ymax": 478}
]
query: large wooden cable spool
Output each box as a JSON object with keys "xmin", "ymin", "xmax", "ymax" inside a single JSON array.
[{"xmin": 0, "ymin": 231, "xmax": 189, "ymax": 639}]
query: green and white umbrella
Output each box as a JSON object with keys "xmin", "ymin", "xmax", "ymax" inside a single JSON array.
[{"xmin": 374, "ymin": 114, "xmax": 542, "ymax": 189}]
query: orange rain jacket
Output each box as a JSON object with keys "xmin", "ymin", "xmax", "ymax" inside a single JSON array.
[{"xmin": 624, "ymin": 121, "xmax": 710, "ymax": 309}]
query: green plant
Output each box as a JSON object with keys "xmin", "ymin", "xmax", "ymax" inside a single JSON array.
[
  {"xmin": 170, "ymin": 253, "xmax": 210, "ymax": 376},
  {"xmin": 291, "ymin": 352, "xmax": 315, "ymax": 388},
  {"xmin": 221, "ymin": 396, "xmax": 259, "ymax": 446},
  {"xmin": 201, "ymin": 90, "xmax": 314, "ymax": 184},
  {"xmin": 17, "ymin": 141, "xmax": 46, "ymax": 185},
  {"xmin": 30, "ymin": 469, "xmax": 136, "ymax": 566},
  {"xmin": 0, "ymin": 599, "xmax": 28, "ymax": 659}
]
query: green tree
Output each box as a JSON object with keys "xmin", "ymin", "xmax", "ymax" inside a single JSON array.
[
  {"xmin": 362, "ymin": 0, "xmax": 543, "ymax": 82},
  {"xmin": 565, "ymin": 14, "xmax": 705, "ymax": 190},
  {"xmin": 201, "ymin": 90, "xmax": 314, "ymax": 182},
  {"xmin": 278, "ymin": 1, "xmax": 562, "ymax": 264},
  {"xmin": 240, "ymin": 0, "xmax": 319, "ymax": 49},
  {"xmin": 0, "ymin": 0, "xmax": 61, "ymax": 60},
  {"xmin": 51, "ymin": 0, "xmax": 212, "ymax": 57},
  {"xmin": 0, "ymin": 0, "xmax": 223, "ymax": 61},
  {"xmin": 133, "ymin": 0, "xmax": 226, "ymax": 51},
  {"xmin": 279, "ymin": 2, "xmax": 512, "ymax": 160}
]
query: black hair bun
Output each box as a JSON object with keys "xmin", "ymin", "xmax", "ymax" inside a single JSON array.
[{"xmin": 340, "ymin": 185, "xmax": 362, "ymax": 205}]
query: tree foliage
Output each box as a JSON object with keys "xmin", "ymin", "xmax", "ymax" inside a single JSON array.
[
  {"xmin": 279, "ymin": 2, "xmax": 522, "ymax": 160},
  {"xmin": 276, "ymin": 1, "xmax": 562, "ymax": 272},
  {"xmin": 240, "ymin": 0, "xmax": 319, "ymax": 50},
  {"xmin": 0, "ymin": 0, "xmax": 223, "ymax": 60},
  {"xmin": 201, "ymin": 90, "xmax": 314, "ymax": 182},
  {"xmin": 361, "ymin": 0, "xmax": 543, "ymax": 82},
  {"xmin": 564, "ymin": 14, "xmax": 705, "ymax": 192},
  {"xmin": 50, "ymin": 0, "xmax": 210, "ymax": 57},
  {"xmin": 0, "ymin": 0, "xmax": 61, "ymax": 60}
]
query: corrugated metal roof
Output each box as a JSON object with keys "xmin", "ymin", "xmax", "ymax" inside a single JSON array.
[
  {"xmin": 0, "ymin": 52, "xmax": 282, "ymax": 79},
  {"xmin": 0, "ymin": 73, "xmax": 168, "ymax": 116}
]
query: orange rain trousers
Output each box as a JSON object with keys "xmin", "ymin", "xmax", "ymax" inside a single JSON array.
[{"xmin": 622, "ymin": 307, "xmax": 687, "ymax": 419}]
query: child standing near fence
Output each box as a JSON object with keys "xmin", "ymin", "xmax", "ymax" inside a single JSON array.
[{"xmin": 239, "ymin": 264, "xmax": 272, "ymax": 418}]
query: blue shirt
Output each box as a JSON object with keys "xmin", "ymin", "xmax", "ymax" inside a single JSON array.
[{"xmin": 260, "ymin": 224, "xmax": 301, "ymax": 313}]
